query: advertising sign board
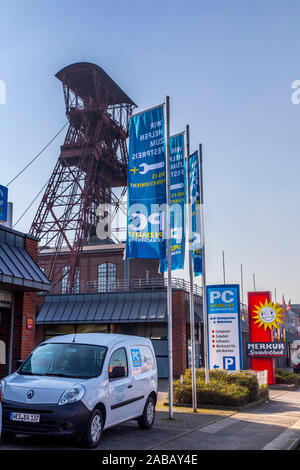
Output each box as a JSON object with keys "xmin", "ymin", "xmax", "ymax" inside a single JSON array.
[{"xmin": 206, "ymin": 284, "xmax": 242, "ymax": 371}]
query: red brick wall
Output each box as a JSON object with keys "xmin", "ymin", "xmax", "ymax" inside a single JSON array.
[
  {"xmin": 24, "ymin": 235, "xmax": 38, "ymax": 263},
  {"xmin": 20, "ymin": 292, "xmax": 37, "ymax": 360},
  {"xmin": 129, "ymin": 258, "xmax": 161, "ymax": 280},
  {"xmin": 0, "ymin": 307, "xmax": 10, "ymax": 378},
  {"xmin": 38, "ymin": 247, "xmax": 162, "ymax": 285},
  {"xmin": 21, "ymin": 236, "xmax": 39, "ymax": 360}
]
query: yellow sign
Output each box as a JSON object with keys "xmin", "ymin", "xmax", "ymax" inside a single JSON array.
[{"xmin": 253, "ymin": 300, "xmax": 284, "ymax": 331}]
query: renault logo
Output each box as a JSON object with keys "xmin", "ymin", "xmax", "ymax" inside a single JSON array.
[{"xmin": 27, "ymin": 390, "xmax": 34, "ymax": 399}]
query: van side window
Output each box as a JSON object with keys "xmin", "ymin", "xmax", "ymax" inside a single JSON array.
[{"xmin": 109, "ymin": 347, "xmax": 128, "ymax": 380}]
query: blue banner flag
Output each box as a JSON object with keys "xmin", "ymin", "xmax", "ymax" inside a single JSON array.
[
  {"xmin": 0, "ymin": 184, "xmax": 8, "ymax": 222},
  {"xmin": 126, "ymin": 105, "xmax": 167, "ymax": 259},
  {"xmin": 189, "ymin": 151, "xmax": 202, "ymax": 275},
  {"xmin": 160, "ymin": 133, "xmax": 185, "ymax": 272}
]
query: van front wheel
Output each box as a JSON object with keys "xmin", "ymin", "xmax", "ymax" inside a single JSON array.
[
  {"xmin": 80, "ymin": 409, "xmax": 103, "ymax": 448},
  {"xmin": 137, "ymin": 396, "xmax": 155, "ymax": 429}
]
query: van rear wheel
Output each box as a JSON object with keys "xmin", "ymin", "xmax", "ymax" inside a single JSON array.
[
  {"xmin": 137, "ymin": 396, "xmax": 155, "ymax": 429},
  {"xmin": 80, "ymin": 409, "xmax": 103, "ymax": 448}
]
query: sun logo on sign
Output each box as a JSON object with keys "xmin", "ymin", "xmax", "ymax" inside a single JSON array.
[{"xmin": 253, "ymin": 300, "xmax": 284, "ymax": 330}]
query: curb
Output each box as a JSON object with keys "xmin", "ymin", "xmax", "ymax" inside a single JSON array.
[
  {"xmin": 270, "ymin": 384, "xmax": 299, "ymax": 391},
  {"xmin": 263, "ymin": 419, "xmax": 300, "ymax": 450},
  {"xmin": 162, "ymin": 398, "xmax": 267, "ymax": 412}
]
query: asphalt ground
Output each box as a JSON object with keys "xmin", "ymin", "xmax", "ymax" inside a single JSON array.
[{"xmin": 1, "ymin": 389, "xmax": 300, "ymax": 451}]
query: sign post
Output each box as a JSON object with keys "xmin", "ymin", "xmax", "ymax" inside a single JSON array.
[
  {"xmin": 198, "ymin": 145, "xmax": 209, "ymax": 383},
  {"xmin": 126, "ymin": 100, "xmax": 174, "ymax": 417},
  {"xmin": 206, "ymin": 284, "xmax": 242, "ymax": 371},
  {"xmin": 185, "ymin": 125, "xmax": 197, "ymax": 411},
  {"xmin": 164, "ymin": 96, "xmax": 174, "ymax": 420}
]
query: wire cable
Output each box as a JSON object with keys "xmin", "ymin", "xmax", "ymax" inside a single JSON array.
[
  {"xmin": 13, "ymin": 178, "xmax": 50, "ymax": 228},
  {"xmin": 7, "ymin": 122, "xmax": 68, "ymax": 187}
]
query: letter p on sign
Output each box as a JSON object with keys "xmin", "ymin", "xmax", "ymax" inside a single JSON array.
[
  {"xmin": 209, "ymin": 290, "xmax": 234, "ymax": 303},
  {"xmin": 210, "ymin": 291, "xmax": 221, "ymax": 303},
  {"xmin": 223, "ymin": 356, "xmax": 236, "ymax": 370}
]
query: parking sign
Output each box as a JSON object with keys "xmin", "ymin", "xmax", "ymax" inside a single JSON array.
[{"xmin": 206, "ymin": 284, "xmax": 242, "ymax": 371}]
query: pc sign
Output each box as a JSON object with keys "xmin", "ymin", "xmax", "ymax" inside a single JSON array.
[{"xmin": 206, "ymin": 284, "xmax": 242, "ymax": 371}]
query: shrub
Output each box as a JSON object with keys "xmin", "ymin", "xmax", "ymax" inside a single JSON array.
[
  {"xmin": 258, "ymin": 384, "xmax": 269, "ymax": 400},
  {"xmin": 173, "ymin": 368, "xmax": 268, "ymax": 407},
  {"xmin": 275, "ymin": 368, "xmax": 300, "ymax": 385}
]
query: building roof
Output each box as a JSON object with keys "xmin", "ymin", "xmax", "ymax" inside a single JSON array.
[
  {"xmin": 0, "ymin": 225, "xmax": 51, "ymax": 292},
  {"xmin": 36, "ymin": 291, "xmax": 202, "ymax": 325},
  {"xmin": 56, "ymin": 62, "xmax": 136, "ymax": 107},
  {"xmin": 39, "ymin": 243, "xmax": 125, "ymax": 256}
]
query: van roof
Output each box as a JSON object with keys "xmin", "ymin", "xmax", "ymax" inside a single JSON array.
[{"xmin": 44, "ymin": 333, "xmax": 152, "ymax": 348}]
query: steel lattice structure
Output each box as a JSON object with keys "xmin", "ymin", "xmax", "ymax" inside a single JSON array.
[{"xmin": 30, "ymin": 62, "xmax": 136, "ymax": 286}]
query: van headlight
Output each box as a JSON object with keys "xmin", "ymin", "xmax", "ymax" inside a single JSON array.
[{"xmin": 58, "ymin": 385, "xmax": 85, "ymax": 406}]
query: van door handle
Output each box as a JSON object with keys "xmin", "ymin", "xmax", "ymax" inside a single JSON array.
[{"xmin": 127, "ymin": 384, "xmax": 133, "ymax": 388}]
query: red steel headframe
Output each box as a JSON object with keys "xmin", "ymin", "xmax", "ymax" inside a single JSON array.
[{"xmin": 30, "ymin": 62, "xmax": 136, "ymax": 289}]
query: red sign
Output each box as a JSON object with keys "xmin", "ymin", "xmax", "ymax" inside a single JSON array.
[{"xmin": 248, "ymin": 291, "xmax": 275, "ymax": 384}]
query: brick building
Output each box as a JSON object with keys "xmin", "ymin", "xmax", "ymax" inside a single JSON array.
[
  {"xmin": 0, "ymin": 225, "xmax": 50, "ymax": 379},
  {"xmin": 36, "ymin": 239, "xmax": 204, "ymax": 378}
]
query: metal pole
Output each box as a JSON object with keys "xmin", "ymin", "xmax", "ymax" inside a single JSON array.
[
  {"xmin": 222, "ymin": 250, "xmax": 226, "ymax": 284},
  {"xmin": 240, "ymin": 264, "xmax": 244, "ymax": 305},
  {"xmin": 8, "ymin": 293, "xmax": 15, "ymax": 374},
  {"xmin": 185, "ymin": 124, "xmax": 197, "ymax": 412},
  {"xmin": 198, "ymin": 144, "xmax": 209, "ymax": 384},
  {"xmin": 165, "ymin": 96, "xmax": 173, "ymax": 419},
  {"xmin": 253, "ymin": 273, "xmax": 256, "ymax": 291}
]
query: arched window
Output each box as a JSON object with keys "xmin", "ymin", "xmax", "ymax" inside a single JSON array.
[{"xmin": 98, "ymin": 263, "xmax": 116, "ymax": 292}]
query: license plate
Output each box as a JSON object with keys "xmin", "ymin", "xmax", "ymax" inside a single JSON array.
[{"xmin": 10, "ymin": 412, "xmax": 40, "ymax": 423}]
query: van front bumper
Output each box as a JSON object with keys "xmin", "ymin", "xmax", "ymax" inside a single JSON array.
[{"xmin": 2, "ymin": 399, "xmax": 91, "ymax": 438}]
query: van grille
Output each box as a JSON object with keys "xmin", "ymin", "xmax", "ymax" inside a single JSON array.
[{"xmin": 2, "ymin": 404, "xmax": 56, "ymax": 433}]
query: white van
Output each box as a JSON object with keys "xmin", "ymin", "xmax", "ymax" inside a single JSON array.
[
  {"xmin": 0, "ymin": 383, "xmax": 2, "ymax": 439},
  {"xmin": 0, "ymin": 333, "xmax": 158, "ymax": 448}
]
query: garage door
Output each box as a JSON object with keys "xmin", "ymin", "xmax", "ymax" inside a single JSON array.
[{"xmin": 151, "ymin": 339, "xmax": 168, "ymax": 379}]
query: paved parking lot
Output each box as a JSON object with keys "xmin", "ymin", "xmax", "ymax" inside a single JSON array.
[
  {"xmin": 0, "ymin": 406, "xmax": 233, "ymax": 450},
  {"xmin": 2, "ymin": 390, "xmax": 300, "ymax": 451}
]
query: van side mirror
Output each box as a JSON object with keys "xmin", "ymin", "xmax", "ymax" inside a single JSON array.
[
  {"xmin": 16, "ymin": 359, "xmax": 24, "ymax": 369},
  {"xmin": 109, "ymin": 366, "xmax": 125, "ymax": 380}
]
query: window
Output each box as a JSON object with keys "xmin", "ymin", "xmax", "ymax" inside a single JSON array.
[
  {"xmin": 62, "ymin": 266, "xmax": 80, "ymax": 293},
  {"xmin": 61, "ymin": 265, "xmax": 69, "ymax": 293},
  {"xmin": 19, "ymin": 343, "xmax": 107, "ymax": 379},
  {"xmin": 98, "ymin": 262, "xmax": 116, "ymax": 292},
  {"xmin": 108, "ymin": 347, "xmax": 128, "ymax": 379},
  {"xmin": 74, "ymin": 267, "xmax": 80, "ymax": 293},
  {"xmin": 0, "ymin": 340, "xmax": 6, "ymax": 364}
]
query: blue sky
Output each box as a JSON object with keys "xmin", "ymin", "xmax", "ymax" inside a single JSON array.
[{"xmin": 1, "ymin": 0, "xmax": 300, "ymax": 301}]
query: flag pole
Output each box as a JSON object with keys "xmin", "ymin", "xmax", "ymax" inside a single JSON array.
[
  {"xmin": 185, "ymin": 124, "xmax": 197, "ymax": 412},
  {"xmin": 165, "ymin": 96, "xmax": 173, "ymax": 419},
  {"xmin": 222, "ymin": 250, "xmax": 226, "ymax": 284},
  {"xmin": 198, "ymin": 144, "xmax": 209, "ymax": 384},
  {"xmin": 240, "ymin": 264, "xmax": 244, "ymax": 305}
]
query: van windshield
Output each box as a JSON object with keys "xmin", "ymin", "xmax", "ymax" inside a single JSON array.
[{"xmin": 19, "ymin": 343, "xmax": 107, "ymax": 379}]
